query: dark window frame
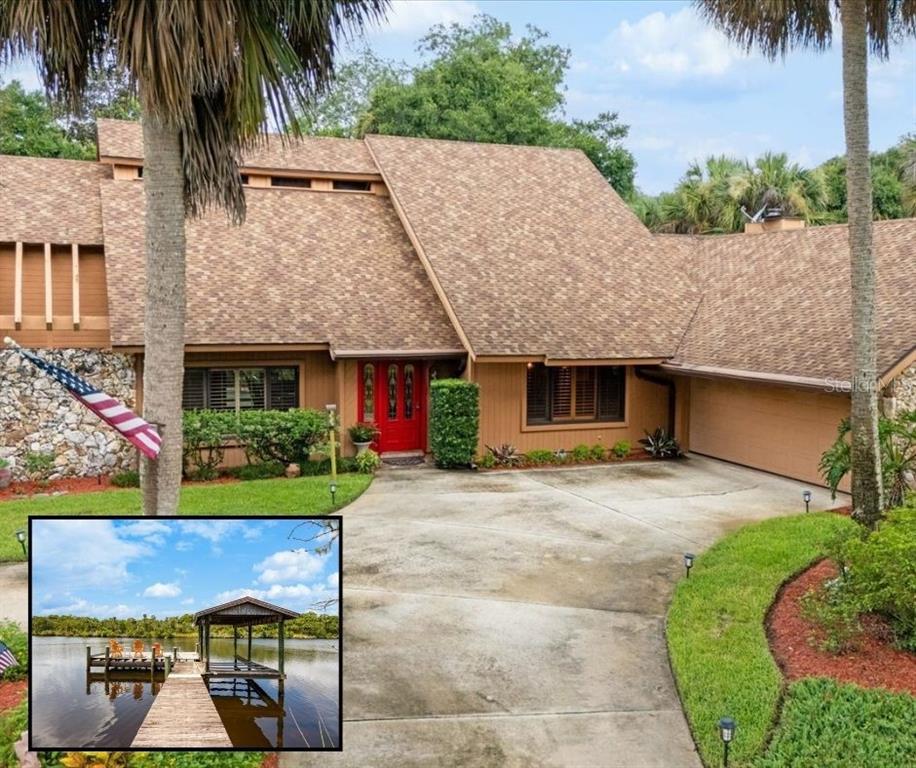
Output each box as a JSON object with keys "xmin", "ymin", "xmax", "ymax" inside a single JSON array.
[
  {"xmin": 182, "ymin": 366, "xmax": 300, "ymax": 412},
  {"xmin": 525, "ymin": 364, "xmax": 626, "ymax": 426}
]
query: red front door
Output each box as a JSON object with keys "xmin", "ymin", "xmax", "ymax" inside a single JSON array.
[{"xmin": 359, "ymin": 361, "xmax": 425, "ymax": 453}]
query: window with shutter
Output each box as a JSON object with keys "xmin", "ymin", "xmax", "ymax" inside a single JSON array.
[
  {"xmin": 183, "ymin": 369, "xmax": 207, "ymax": 410},
  {"xmin": 597, "ymin": 367, "xmax": 626, "ymax": 421},
  {"xmin": 525, "ymin": 364, "xmax": 626, "ymax": 425},
  {"xmin": 526, "ymin": 364, "xmax": 549, "ymax": 423},
  {"xmin": 267, "ymin": 367, "xmax": 299, "ymax": 410},
  {"xmin": 207, "ymin": 370, "xmax": 235, "ymax": 411}
]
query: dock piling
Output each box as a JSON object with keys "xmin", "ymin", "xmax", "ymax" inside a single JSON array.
[
  {"xmin": 104, "ymin": 645, "xmax": 110, "ymax": 675},
  {"xmin": 165, "ymin": 656, "xmax": 171, "ymax": 677}
]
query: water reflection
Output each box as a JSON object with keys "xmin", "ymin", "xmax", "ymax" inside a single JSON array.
[{"xmin": 31, "ymin": 636, "xmax": 339, "ymax": 749}]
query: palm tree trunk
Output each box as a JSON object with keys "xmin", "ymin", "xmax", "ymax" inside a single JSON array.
[
  {"xmin": 841, "ymin": 0, "xmax": 883, "ymax": 527},
  {"xmin": 140, "ymin": 117, "xmax": 186, "ymax": 515}
]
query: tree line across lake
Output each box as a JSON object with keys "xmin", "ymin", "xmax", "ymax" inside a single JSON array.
[{"xmin": 32, "ymin": 612, "xmax": 339, "ymax": 640}]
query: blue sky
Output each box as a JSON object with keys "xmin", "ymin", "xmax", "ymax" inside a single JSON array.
[
  {"xmin": 2, "ymin": 1, "xmax": 913, "ymax": 193},
  {"xmin": 31, "ymin": 518, "xmax": 340, "ymax": 619}
]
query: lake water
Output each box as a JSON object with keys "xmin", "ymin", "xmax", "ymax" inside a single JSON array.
[{"xmin": 31, "ymin": 636, "xmax": 339, "ymax": 750}]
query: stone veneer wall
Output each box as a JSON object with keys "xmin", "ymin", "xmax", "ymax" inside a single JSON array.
[
  {"xmin": 1, "ymin": 348, "xmax": 137, "ymax": 480},
  {"xmin": 888, "ymin": 364, "xmax": 916, "ymax": 414}
]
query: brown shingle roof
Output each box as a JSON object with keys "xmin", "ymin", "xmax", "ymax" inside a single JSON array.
[
  {"xmin": 97, "ymin": 119, "xmax": 377, "ymax": 174},
  {"xmin": 100, "ymin": 180, "xmax": 461, "ymax": 352},
  {"xmin": 672, "ymin": 219, "xmax": 916, "ymax": 383},
  {"xmin": 366, "ymin": 134, "xmax": 700, "ymax": 360},
  {"xmin": 0, "ymin": 155, "xmax": 108, "ymax": 244}
]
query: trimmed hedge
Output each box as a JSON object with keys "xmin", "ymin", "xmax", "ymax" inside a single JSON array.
[
  {"xmin": 182, "ymin": 409, "xmax": 329, "ymax": 478},
  {"xmin": 430, "ymin": 379, "xmax": 479, "ymax": 468}
]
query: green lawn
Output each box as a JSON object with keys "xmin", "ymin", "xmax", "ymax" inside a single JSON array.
[
  {"xmin": 752, "ymin": 678, "xmax": 916, "ymax": 767},
  {"xmin": 0, "ymin": 473, "xmax": 371, "ymax": 562},
  {"xmin": 666, "ymin": 512, "xmax": 855, "ymax": 767}
]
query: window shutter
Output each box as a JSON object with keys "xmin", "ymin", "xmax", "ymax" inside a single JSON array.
[
  {"xmin": 597, "ymin": 367, "xmax": 625, "ymax": 421},
  {"xmin": 238, "ymin": 369, "xmax": 266, "ymax": 410},
  {"xmin": 526, "ymin": 365, "xmax": 549, "ymax": 423},
  {"xmin": 267, "ymin": 367, "xmax": 299, "ymax": 410},
  {"xmin": 183, "ymin": 369, "xmax": 207, "ymax": 410},
  {"xmin": 575, "ymin": 367, "xmax": 597, "ymax": 418},
  {"xmin": 551, "ymin": 368, "xmax": 572, "ymax": 419},
  {"xmin": 208, "ymin": 369, "xmax": 235, "ymax": 411}
]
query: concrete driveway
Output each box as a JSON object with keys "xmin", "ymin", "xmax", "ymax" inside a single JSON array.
[
  {"xmin": 0, "ymin": 562, "xmax": 27, "ymax": 628},
  {"xmin": 284, "ymin": 455, "xmax": 843, "ymax": 768}
]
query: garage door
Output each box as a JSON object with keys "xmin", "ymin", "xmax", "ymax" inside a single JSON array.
[{"xmin": 688, "ymin": 377, "xmax": 850, "ymax": 487}]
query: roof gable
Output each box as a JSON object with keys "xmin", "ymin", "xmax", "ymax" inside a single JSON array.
[{"xmin": 366, "ymin": 134, "xmax": 700, "ymax": 360}]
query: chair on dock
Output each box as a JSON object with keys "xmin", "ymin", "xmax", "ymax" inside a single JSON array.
[
  {"xmin": 132, "ymin": 640, "xmax": 145, "ymax": 660},
  {"xmin": 152, "ymin": 643, "xmax": 162, "ymax": 660},
  {"xmin": 108, "ymin": 639, "xmax": 125, "ymax": 659}
]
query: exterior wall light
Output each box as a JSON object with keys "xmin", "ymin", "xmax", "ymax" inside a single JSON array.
[
  {"xmin": 718, "ymin": 716, "xmax": 736, "ymax": 767},
  {"xmin": 803, "ymin": 489, "xmax": 812, "ymax": 513},
  {"xmin": 684, "ymin": 552, "xmax": 695, "ymax": 578},
  {"xmin": 15, "ymin": 529, "xmax": 26, "ymax": 555}
]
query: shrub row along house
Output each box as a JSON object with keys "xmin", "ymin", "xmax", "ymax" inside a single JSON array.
[{"xmin": 1, "ymin": 119, "xmax": 914, "ymax": 484}]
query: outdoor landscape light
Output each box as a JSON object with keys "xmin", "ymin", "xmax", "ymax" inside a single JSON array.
[
  {"xmin": 684, "ymin": 552, "xmax": 695, "ymax": 578},
  {"xmin": 718, "ymin": 717, "xmax": 736, "ymax": 767},
  {"xmin": 15, "ymin": 529, "xmax": 26, "ymax": 555},
  {"xmin": 803, "ymin": 489, "xmax": 812, "ymax": 513},
  {"xmin": 330, "ymin": 481, "xmax": 338, "ymax": 504}
]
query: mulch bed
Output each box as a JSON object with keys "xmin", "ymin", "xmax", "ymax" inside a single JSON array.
[
  {"xmin": 0, "ymin": 681, "xmax": 27, "ymax": 713},
  {"xmin": 478, "ymin": 450, "xmax": 655, "ymax": 472},
  {"xmin": 767, "ymin": 558, "xmax": 916, "ymax": 695},
  {"xmin": 260, "ymin": 754, "xmax": 278, "ymax": 768}
]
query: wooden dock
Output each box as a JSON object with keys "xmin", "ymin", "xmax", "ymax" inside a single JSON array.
[{"xmin": 131, "ymin": 661, "xmax": 232, "ymax": 749}]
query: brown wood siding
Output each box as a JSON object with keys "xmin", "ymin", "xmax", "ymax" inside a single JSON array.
[
  {"xmin": 1, "ymin": 242, "xmax": 109, "ymax": 347},
  {"xmin": 688, "ymin": 376, "xmax": 850, "ymax": 488},
  {"xmin": 476, "ymin": 363, "xmax": 668, "ymax": 454}
]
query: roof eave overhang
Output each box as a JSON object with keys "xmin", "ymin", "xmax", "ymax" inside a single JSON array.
[
  {"xmin": 661, "ymin": 361, "xmax": 849, "ymax": 391},
  {"xmin": 880, "ymin": 346, "xmax": 916, "ymax": 386},
  {"xmin": 473, "ymin": 355, "xmax": 668, "ymax": 366}
]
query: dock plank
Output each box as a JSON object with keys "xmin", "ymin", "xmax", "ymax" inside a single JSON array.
[{"xmin": 131, "ymin": 662, "xmax": 232, "ymax": 748}]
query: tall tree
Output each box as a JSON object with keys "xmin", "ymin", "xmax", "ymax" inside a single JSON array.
[
  {"xmin": 1, "ymin": 0, "xmax": 385, "ymax": 515},
  {"xmin": 0, "ymin": 79, "xmax": 92, "ymax": 158},
  {"xmin": 697, "ymin": 0, "xmax": 915, "ymax": 527},
  {"xmin": 349, "ymin": 15, "xmax": 636, "ymax": 195}
]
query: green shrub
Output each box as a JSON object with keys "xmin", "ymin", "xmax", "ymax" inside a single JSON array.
[
  {"xmin": 348, "ymin": 422, "xmax": 379, "ymax": 443},
  {"xmin": 477, "ymin": 451, "xmax": 496, "ymax": 469},
  {"xmin": 640, "ymin": 428, "xmax": 682, "ymax": 458},
  {"xmin": 297, "ymin": 456, "xmax": 357, "ymax": 476},
  {"xmin": 611, "ymin": 440, "xmax": 631, "ymax": 459},
  {"xmin": 355, "ymin": 448, "xmax": 382, "ymax": 474},
  {"xmin": 132, "ymin": 752, "xmax": 265, "ymax": 767},
  {"xmin": 110, "ymin": 470, "xmax": 140, "ymax": 488},
  {"xmin": 841, "ymin": 502, "xmax": 916, "ymax": 649},
  {"xmin": 0, "ymin": 457, "xmax": 9, "ymax": 469},
  {"xmin": 429, "ymin": 379, "xmax": 479, "ymax": 468},
  {"xmin": 231, "ymin": 461, "xmax": 286, "ymax": 481},
  {"xmin": 590, "ymin": 443, "xmax": 607, "ymax": 461},
  {"xmin": 24, "ymin": 451, "xmax": 53, "ymax": 483},
  {"xmin": 0, "ymin": 700, "xmax": 27, "ymax": 768},
  {"xmin": 484, "ymin": 443, "xmax": 522, "ymax": 467},
  {"xmin": 525, "ymin": 448, "xmax": 554, "ymax": 465},
  {"xmin": 237, "ymin": 409, "xmax": 328, "ymax": 466},
  {"xmin": 571, "ymin": 444, "xmax": 591, "ymax": 462},
  {"xmin": 820, "ymin": 410, "xmax": 916, "ymax": 509},
  {"xmin": 799, "ymin": 581, "xmax": 862, "ymax": 653},
  {"xmin": 181, "ymin": 410, "xmax": 236, "ymax": 479},
  {"xmin": 0, "ymin": 621, "xmax": 27, "ymax": 681}
]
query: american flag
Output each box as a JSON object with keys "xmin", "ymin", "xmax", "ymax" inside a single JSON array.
[
  {"xmin": 11, "ymin": 343, "xmax": 161, "ymax": 460},
  {"xmin": 0, "ymin": 640, "xmax": 18, "ymax": 675}
]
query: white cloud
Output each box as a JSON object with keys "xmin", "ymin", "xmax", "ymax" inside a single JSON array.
[
  {"xmin": 605, "ymin": 7, "xmax": 751, "ymax": 81},
  {"xmin": 178, "ymin": 520, "xmax": 260, "ymax": 544},
  {"xmin": 175, "ymin": 540, "xmax": 193, "ymax": 551},
  {"xmin": 214, "ymin": 584, "xmax": 318, "ymax": 604},
  {"xmin": 32, "ymin": 520, "xmax": 150, "ymax": 590},
  {"xmin": 254, "ymin": 549, "xmax": 327, "ymax": 585},
  {"xmin": 327, "ymin": 572, "xmax": 339, "ymax": 589},
  {"xmin": 143, "ymin": 581, "xmax": 182, "ymax": 598},
  {"xmin": 181, "ymin": 597, "xmax": 195, "ymax": 606},
  {"xmin": 380, "ymin": 0, "xmax": 478, "ymax": 36}
]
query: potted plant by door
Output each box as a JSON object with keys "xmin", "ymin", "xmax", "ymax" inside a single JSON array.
[
  {"xmin": 0, "ymin": 457, "xmax": 11, "ymax": 490},
  {"xmin": 348, "ymin": 423, "xmax": 379, "ymax": 456}
]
